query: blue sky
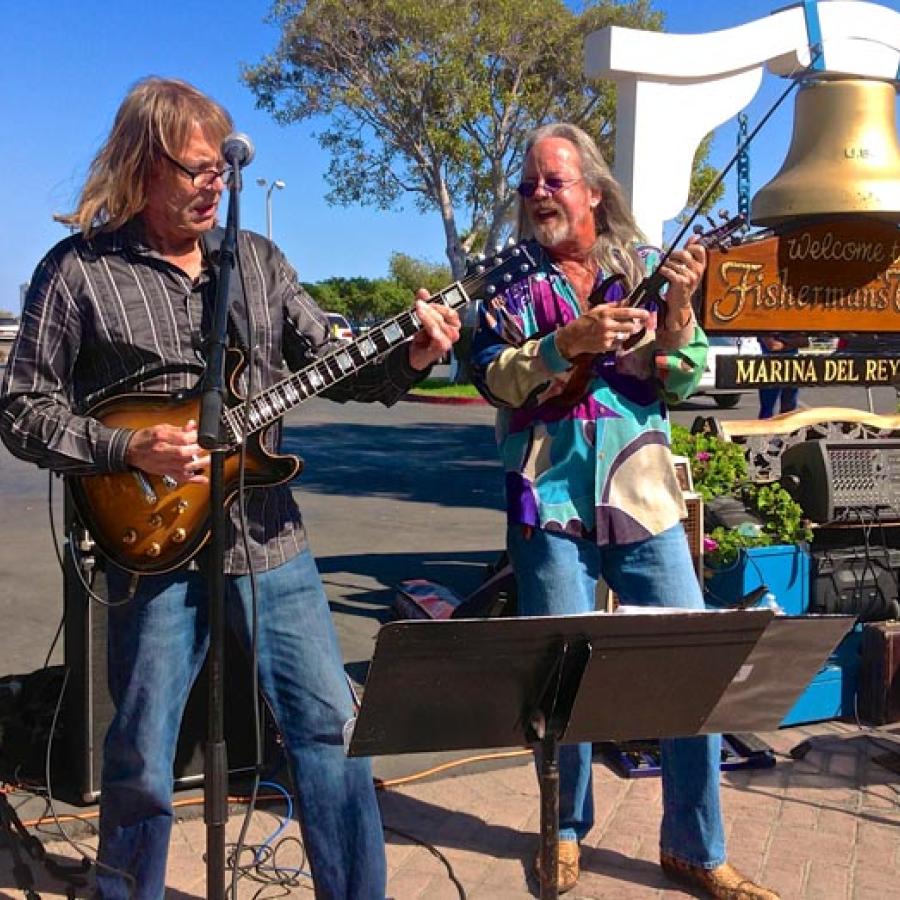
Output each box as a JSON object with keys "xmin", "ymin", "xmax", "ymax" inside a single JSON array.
[{"xmin": 2, "ymin": 1, "xmax": 897, "ymax": 309}]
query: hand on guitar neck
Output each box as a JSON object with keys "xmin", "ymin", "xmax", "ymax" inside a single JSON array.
[{"xmin": 408, "ymin": 296, "xmax": 462, "ymax": 370}]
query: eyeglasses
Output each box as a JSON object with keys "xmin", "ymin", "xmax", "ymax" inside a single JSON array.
[
  {"xmin": 516, "ymin": 176, "xmax": 583, "ymax": 199},
  {"xmin": 161, "ymin": 150, "xmax": 233, "ymax": 189}
]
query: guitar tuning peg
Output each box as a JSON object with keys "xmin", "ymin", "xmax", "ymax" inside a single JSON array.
[
  {"xmin": 475, "ymin": 264, "xmax": 486, "ymax": 274},
  {"xmin": 485, "ymin": 285, "xmax": 497, "ymax": 296},
  {"xmin": 503, "ymin": 273, "xmax": 513, "ymax": 283},
  {"xmin": 692, "ymin": 224, "xmax": 704, "ymax": 235},
  {"xmin": 506, "ymin": 236, "xmax": 516, "ymax": 247},
  {"xmin": 718, "ymin": 209, "xmax": 729, "ymax": 220}
]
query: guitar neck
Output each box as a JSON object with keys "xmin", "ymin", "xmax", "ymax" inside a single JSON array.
[
  {"xmin": 622, "ymin": 215, "xmax": 746, "ymax": 310},
  {"xmin": 223, "ymin": 282, "xmax": 471, "ymax": 441}
]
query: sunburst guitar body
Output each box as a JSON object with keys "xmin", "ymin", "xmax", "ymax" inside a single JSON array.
[{"xmin": 68, "ymin": 356, "xmax": 300, "ymax": 574}]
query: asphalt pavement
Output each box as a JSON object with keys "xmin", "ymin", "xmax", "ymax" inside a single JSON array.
[{"xmin": 0, "ymin": 380, "xmax": 898, "ymax": 898}]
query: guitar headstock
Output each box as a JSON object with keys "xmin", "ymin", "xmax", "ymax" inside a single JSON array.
[
  {"xmin": 463, "ymin": 240, "xmax": 539, "ymax": 302},
  {"xmin": 693, "ymin": 212, "xmax": 747, "ymax": 251}
]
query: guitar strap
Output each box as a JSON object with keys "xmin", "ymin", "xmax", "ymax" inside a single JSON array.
[{"xmin": 201, "ymin": 226, "xmax": 250, "ymax": 352}]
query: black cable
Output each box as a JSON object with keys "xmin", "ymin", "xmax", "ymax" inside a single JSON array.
[
  {"xmin": 19, "ymin": 666, "xmax": 135, "ymax": 896},
  {"xmin": 40, "ymin": 473, "xmax": 68, "ymax": 669},
  {"xmin": 382, "ymin": 824, "xmax": 468, "ymax": 899},
  {"xmin": 21, "ymin": 454, "xmax": 136, "ymax": 894},
  {"xmin": 225, "ymin": 782, "xmax": 311, "ymax": 895}
]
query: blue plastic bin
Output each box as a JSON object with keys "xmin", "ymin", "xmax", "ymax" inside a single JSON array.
[
  {"xmin": 704, "ymin": 544, "xmax": 810, "ymax": 615},
  {"xmin": 781, "ymin": 624, "xmax": 863, "ymax": 726}
]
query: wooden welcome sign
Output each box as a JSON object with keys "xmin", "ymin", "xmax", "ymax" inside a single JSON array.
[{"xmin": 699, "ymin": 218, "xmax": 900, "ymax": 334}]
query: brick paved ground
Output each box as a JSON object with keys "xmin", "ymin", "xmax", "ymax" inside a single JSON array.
[{"xmin": 2, "ymin": 719, "xmax": 897, "ymax": 899}]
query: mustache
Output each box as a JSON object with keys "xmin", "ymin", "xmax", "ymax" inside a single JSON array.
[{"xmin": 530, "ymin": 201, "xmax": 562, "ymax": 220}]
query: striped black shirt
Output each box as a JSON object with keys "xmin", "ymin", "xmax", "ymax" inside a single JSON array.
[{"xmin": 0, "ymin": 223, "xmax": 422, "ymax": 574}]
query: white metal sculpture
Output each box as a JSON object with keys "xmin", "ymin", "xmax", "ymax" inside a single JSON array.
[{"xmin": 583, "ymin": 1, "xmax": 900, "ymax": 244}]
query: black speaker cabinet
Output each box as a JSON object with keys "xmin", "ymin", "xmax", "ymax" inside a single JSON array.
[
  {"xmin": 62, "ymin": 545, "xmax": 279, "ymax": 803},
  {"xmin": 809, "ymin": 545, "xmax": 900, "ymax": 623}
]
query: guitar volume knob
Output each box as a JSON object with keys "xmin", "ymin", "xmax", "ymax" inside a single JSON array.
[
  {"xmin": 122, "ymin": 529, "xmax": 137, "ymax": 545},
  {"xmin": 149, "ymin": 514, "xmax": 163, "ymax": 528},
  {"xmin": 171, "ymin": 528, "xmax": 187, "ymax": 544},
  {"xmin": 145, "ymin": 543, "xmax": 161, "ymax": 558},
  {"xmin": 176, "ymin": 500, "xmax": 189, "ymax": 514}
]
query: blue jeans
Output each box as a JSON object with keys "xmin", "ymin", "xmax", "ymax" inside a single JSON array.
[
  {"xmin": 758, "ymin": 386, "xmax": 799, "ymax": 418},
  {"xmin": 507, "ymin": 523, "xmax": 726, "ymax": 868},
  {"xmin": 97, "ymin": 548, "xmax": 385, "ymax": 899}
]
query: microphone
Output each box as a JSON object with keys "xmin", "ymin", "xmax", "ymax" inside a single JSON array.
[{"xmin": 221, "ymin": 132, "xmax": 254, "ymax": 168}]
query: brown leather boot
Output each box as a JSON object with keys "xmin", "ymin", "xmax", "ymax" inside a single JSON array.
[
  {"xmin": 533, "ymin": 840, "xmax": 580, "ymax": 894},
  {"xmin": 660, "ymin": 851, "xmax": 781, "ymax": 899}
]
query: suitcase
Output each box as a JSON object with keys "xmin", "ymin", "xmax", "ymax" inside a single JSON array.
[{"xmin": 858, "ymin": 620, "xmax": 900, "ymax": 725}]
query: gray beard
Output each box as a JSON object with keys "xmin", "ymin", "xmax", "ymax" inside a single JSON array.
[{"xmin": 530, "ymin": 216, "xmax": 570, "ymax": 248}]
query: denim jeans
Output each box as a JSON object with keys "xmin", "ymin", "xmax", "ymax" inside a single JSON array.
[
  {"xmin": 97, "ymin": 548, "xmax": 386, "ymax": 899},
  {"xmin": 507, "ymin": 523, "xmax": 727, "ymax": 868},
  {"xmin": 758, "ymin": 385, "xmax": 799, "ymax": 418}
]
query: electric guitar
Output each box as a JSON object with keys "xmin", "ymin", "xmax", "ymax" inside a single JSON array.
[
  {"xmin": 68, "ymin": 241, "xmax": 538, "ymax": 574},
  {"xmin": 550, "ymin": 214, "xmax": 747, "ymax": 408}
]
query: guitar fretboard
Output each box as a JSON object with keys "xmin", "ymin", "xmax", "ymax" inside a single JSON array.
[{"xmin": 222, "ymin": 282, "xmax": 471, "ymax": 443}]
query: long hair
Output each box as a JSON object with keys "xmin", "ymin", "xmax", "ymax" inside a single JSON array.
[
  {"xmin": 516, "ymin": 123, "xmax": 647, "ymax": 291},
  {"xmin": 58, "ymin": 77, "xmax": 233, "ymax": 237}
]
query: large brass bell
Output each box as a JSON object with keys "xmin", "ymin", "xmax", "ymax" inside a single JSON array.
[{"xmin": 750, "ymin": 77, "xmax": 900, "ymax": 226}]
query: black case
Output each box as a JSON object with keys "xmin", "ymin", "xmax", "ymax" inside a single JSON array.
[{"xmin": 858, "ymin": 620, "xmax": 900, "ymax": 725}]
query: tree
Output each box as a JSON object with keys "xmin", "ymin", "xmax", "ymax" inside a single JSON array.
[
  {"xmin": 388, "ymin": 252, "xmax": 451, "ymax": 296},
  {"xmin": 303, "ymin": 275, "xmax": 411, "ymax": 325},
  {"xmin": 244, "ymin": 1, "xmax": 721, "ymax": 278}
]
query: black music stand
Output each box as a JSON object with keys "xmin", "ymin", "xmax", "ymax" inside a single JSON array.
[{"xmin": 348, "ymin": 609, "xmax": 853, "ymax": 900}]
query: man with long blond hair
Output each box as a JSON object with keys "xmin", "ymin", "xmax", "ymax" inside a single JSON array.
[
  {"xmin": 471, "ymin": 123, "xmax": 779, "ymax": 899},
  {"xmin": 0, "ymin": 76, "xmax": 459, "ymax": 898}
]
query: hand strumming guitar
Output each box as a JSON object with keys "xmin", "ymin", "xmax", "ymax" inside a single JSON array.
[
  {"xmin": 124, "ymin": 418, "xmax": 209, "ymax": 485},
  {"xmin": 555, "ymin": 303, "xmax": 653, "ymax": 360}
]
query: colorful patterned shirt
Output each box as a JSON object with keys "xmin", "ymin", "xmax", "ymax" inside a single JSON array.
[{"xmin": 470, "ymin": 245, "xmax": 708, "ymax": 546}]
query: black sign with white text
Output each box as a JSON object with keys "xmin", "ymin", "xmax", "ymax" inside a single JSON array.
[{"xmin": 715, "ymin": 354, "xmax": 900, "ymax": 388}]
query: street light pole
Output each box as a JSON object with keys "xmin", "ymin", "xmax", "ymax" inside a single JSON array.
[{"xmin": 256, "ymin": 177, "xmax": 286, "ymax": 240}]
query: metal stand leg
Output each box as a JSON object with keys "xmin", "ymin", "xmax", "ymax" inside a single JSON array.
[
  {"xmin": 538, "ymin": 735, "xmax": 561, "ymax": 900},
  {"xmin": 527, "ymin": 638, "xmax": 592, "ymax": 900}
]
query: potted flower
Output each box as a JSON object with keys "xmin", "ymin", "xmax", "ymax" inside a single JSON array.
[{"xmin": 671, "ymin": 424, "xmax": 813, "ymax": 612}]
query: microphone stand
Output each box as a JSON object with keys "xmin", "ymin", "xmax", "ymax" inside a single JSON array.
[{"xmin": 197, "ymin": 167, "xmax": 242, "ymax": 900}]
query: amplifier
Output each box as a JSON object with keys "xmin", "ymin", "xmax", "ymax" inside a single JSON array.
[
  {"xmin": 780, "ymin": 438, "xmax": 900, "ymax": 523},
  {"xmin": 810, "ymin": 546, "xmax": 900, "ymax": 622}
]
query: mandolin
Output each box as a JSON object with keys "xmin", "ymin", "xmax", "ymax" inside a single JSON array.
[
  {"xmin": 550, "ymin": 214, "xmax": 747, "ymax": 408},
  {"xmin": 69, "ymin": 241, "xmax": 538, "ymax": 574}
]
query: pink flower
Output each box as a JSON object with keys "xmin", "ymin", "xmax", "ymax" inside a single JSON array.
[
  {"xmin": 696, "ymin": 451, "xmax": 711, "ymax": 461},
  {"xmin": 703, "ymin": 536, "xmax": 719, "ymax": 552}
]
